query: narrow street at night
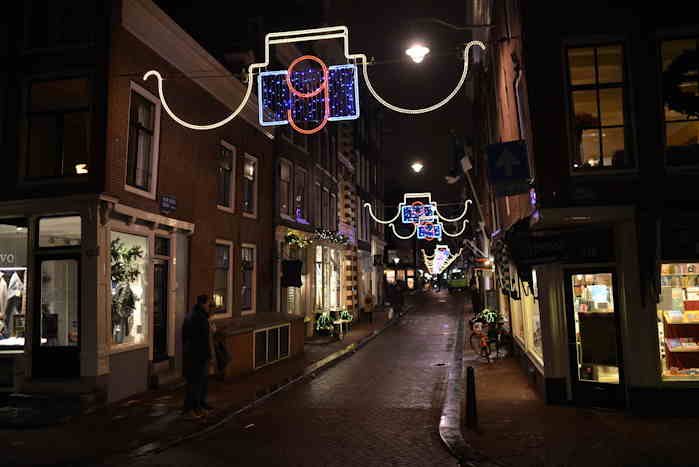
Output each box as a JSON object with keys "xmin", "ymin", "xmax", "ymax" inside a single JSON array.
[{"xmin": 113, "ymin": 290, "xmax": 462, "ymax": 467}]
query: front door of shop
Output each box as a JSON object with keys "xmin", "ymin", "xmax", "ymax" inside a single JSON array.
[
  {"xmin": 32, "ymin": 256, "xmax": 81, "ymax": 379},
  {"xmin": 153, "ymin": 261, "xmax": 169, "ymax": 362},
  {"xmin": 565, "ymin": 269, "xmax": 625, "ymax": 408}
]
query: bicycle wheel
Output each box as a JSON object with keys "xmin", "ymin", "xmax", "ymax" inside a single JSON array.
[{"xmin": 469, "ymin": 332, "xmax": 481, "ymax": 353}]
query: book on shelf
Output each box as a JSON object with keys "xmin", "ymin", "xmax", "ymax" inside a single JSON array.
[
  {"xmin": 665, "ymin": 310, "xmax": 684, "ymax": 323},
  {"xmin": 685, "ymin": 312, "xmax": 699, "ymax": 322}
]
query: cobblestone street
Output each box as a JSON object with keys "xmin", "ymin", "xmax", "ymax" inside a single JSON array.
[{"xmin": 113, "ymin": 291, "xmax": 462, "ymax": 467}]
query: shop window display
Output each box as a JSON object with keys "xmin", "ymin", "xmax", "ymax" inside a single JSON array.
[
  {"xmin": 523, "ymin": 271, "xmax": 543, "ymax": 363},
  {"xmin": 111, "ymin": 232, "xmax": 148, "ymax": 346},
  {"xmin": 0, "ymin": 220, "xmax": 28, "ymax": 347},
  {"xmin": 658, "ymin": 263, "xmax": 699, "ymax": 380}
]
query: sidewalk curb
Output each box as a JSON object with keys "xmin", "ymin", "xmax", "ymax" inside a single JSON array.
[
  {"xmin": 439, "ymin": 308, "xmax": 503, "ymax": 467},
  {"xmin": 119, "ymin": 305, "xmax": 414, "ymax": 461}
]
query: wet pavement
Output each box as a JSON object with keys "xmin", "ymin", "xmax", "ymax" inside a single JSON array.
[
  {"xmin": 463, "ymin": 308, "xmax": 699, "ymax": 467},
  {"xmin": 106, "ymin": 290, "xmax": 463, "ymax": 467}
]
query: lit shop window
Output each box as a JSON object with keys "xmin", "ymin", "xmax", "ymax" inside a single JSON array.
[
  {"xmin": 658, "ymin": 263, "xmax": 699, "ymax": 380},
  {"xmin": 111, "ymin": 231, "xmax": 148, "ymax": 346},
  {"xmin": 0, "ymin": 219, "xmax": 28, "ymax": 347}
]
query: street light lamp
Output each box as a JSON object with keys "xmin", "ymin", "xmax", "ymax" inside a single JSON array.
[
  {"xmin": 405, "ymin": 44, "xmax": 430, "ymax": 63},
  {"xmin": 411, "ymin": 161, "xmax": 424, "ymax": 173},
  {"xmin": 393, "ymin": 257, "xmax": 400, "ymax": 265}
]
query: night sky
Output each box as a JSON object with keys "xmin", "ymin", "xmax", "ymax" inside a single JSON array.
[{"xmin": 157, "ymin": 0, "xmax": 472, "ymax": 206}]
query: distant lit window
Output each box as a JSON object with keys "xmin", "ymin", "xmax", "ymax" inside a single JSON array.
[
  {"xmin": 243, "ymin": 155, "xmax": 258, "ymax": 217},
  {"xmin": 126, "ymin": 83, "xmax": 161, "ymax": 196},
  {"xmin": 217, "ymin": 141, "xmax": 235, "ymax": 209}
]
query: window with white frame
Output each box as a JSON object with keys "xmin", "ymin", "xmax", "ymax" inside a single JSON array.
[
  {"xmin": 314, "ymin": 182, "xmax": 322, "ymax": 227},
  {"xmin": 661, "ymin": 38, "xmax": 699, "ymax": 168},
  {"xmin": 213, "ymin": 241, "xmax": 232, "ymax": 316},
  {"xmin": 566, "ymin": 44, "xmax": 633, "ymax": 171},
  {"xmin": 295, "ymin": 167, "xmax": 308, "ymax": 222},
  {"xmin": 126, "ymin": 82, "xmax": 161, "ymax": 197},
  {"xmin": 322, "ymin": 188, "xmax": 330, "ymax": 230},
  {"xmin": 329, "ymin": 193, "xmax": 337, "ymax": 231},
  {"xmin": 241, "ymin": 245, "xmax": 256, "ymax": 314},
  {"xmin": 242, "ymin": 154, "xmax": 258, "ymax": 217},
  {"xmin": 217, "ymin": 141, "xmax": 235, "ymax": 210},
  {"xmin": 279, "ymin": 159, "xmax": 292, "ymax": 218}
]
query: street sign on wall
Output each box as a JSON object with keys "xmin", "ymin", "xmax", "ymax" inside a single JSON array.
[{"xmin": 486, "ymin": 140, "xmax": 530, "ymax": 197}]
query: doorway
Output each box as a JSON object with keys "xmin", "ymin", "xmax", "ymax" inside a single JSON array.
[
  {"xmin": 565, "ymin": 269, "xmax": 625, "ymax": 408},
  {"xmin": 33, "ymin": 256, "xmax": 80, "ymax": 379},
  {"xmin": 153, "ymin": 260, "xmax": 169, "ymax": 362}
]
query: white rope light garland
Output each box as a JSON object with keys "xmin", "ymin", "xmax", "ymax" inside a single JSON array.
[
  {"xmin": 442, "ymin": 220, "xmax": 469, "ymax": 237},
  {"xmin": 143, "ymin": 26, "xmax": 486, "ymax": 132},
  {"xmin": 435, "ymin": 200, "xmax": 472, "ymax": 222},
  {"xmin": 389, "ymin": 223, "xmax": 417, "ymax": 240},
  {"xmin": 363, "ymin": 202, "xmax": 400, "ymax": 224},
  {"xmin": 348, "ymin": 41, "xmax": 485, "ymax": 114}
]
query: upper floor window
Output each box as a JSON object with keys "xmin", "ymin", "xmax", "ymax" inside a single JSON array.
[
  {"xmin": 566, "ymin": 44, "xmax": 634, "ymax": 172},
  {"xmin": 661, "ymin": 38, "xmax": 699, "ymax": 168},
  {"xmin": 314, "ymin": 183, "xmax": 322, "ymax": 227},
  {"xmin": 279, "ymin": 159, "xmax": 292, "ymax": 218},
  {"xmin": 25, "ymin": 0, "xmax": 96, "ymax": 51},
  {"xmin": 25, "ymin": 77, "xmax": 90, "ymax": 179},
  {"xmin": 329, "ymin": 193, "xmax": 337, "ymax": 231},
  {"xmin": 243, "ymin": 154, "xmax": 258, "ymax": 217},
  {"xmin": 295, "ymin": 167, "xmax": 308, "ymax": 222},
  {"xmin": 217, "ymin": 141, "xmax": 236, "ymax": 210},
  {"xmin": 126, "ymin": 82, "xmax": 161, "ymax": 198}
]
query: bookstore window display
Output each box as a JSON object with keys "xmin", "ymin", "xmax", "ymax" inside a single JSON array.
[
  {"xmin": 111, "ymin": 232, "xmax": 149, "ymax": 346},
  {"xmin": 657, "ymin": 263, "xmax": 699, "ymax": 380},
  {"xmin": 522, "ymin": 271, "xmax": 543, "ymax": 363}
]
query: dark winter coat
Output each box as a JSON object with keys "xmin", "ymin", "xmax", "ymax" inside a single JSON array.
[{"xmin": 182, "ymin": 304, "xmax": 212, "ymax": 380}]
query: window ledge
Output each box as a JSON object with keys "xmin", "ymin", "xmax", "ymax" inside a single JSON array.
[
  {"xmin": 217, "ymin": 205, "xmax": 235, "ymax": 214},
  {"xmin": 570, "ymin": 169, "xmax": 638, "ymax": 177},
  {"xmin": 124, "ymin": 184, "xmax": 156, "ymax": 200},
  {"xmin": 242, "ymin": 212, "xmax": 258, "ymax": 220},
  {"xmin": 109, "ymin": 342, "xmax": 149, "ymax": 355}
]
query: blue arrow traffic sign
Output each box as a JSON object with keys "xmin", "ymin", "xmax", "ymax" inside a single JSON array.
[{"xmin": 486, "ymin": 140, "xmax": 530, "ymax": 196}]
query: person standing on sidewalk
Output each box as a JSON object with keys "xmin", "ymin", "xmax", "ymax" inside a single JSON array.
[{"xmin": 182, "ymin": 294, "xmax": 214, "ymax": 420}]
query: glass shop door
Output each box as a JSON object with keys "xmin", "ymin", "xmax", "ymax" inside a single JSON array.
[
  {"xmin": 565, "ymin": 269, "xmax": 625, "ymax": 408},
  {"xmin": 153, "ymin": 260, "xmax": 169, "ymax": 362},
  {"xmin": 33, "ymin": 256, "xmax": 81, "ymax": 379}
]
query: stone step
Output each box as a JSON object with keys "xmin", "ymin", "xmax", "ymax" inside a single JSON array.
[{"xmin": 149, "ymin": 367, "xmax": 183, "ymax": 390}]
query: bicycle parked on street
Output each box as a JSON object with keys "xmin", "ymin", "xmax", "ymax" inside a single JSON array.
[{"xmin": 468, "ymin": 309, "xmax": 511, "ymax": 362}]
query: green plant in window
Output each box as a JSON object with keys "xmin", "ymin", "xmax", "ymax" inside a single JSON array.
[
  {"xmin": 315, "ymin": 311, "xmax": 334, "ymax": 333},
  {"xmin": 111, "ymin": 238, "xmax": 143, "ymax": 344}
]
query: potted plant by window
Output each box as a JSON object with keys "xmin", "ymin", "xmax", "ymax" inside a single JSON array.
[{"xmin": 111, "ymin": 238, "xmax": 143, "ymax": 344}]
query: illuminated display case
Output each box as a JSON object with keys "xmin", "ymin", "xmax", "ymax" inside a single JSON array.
[{"xmin": 657, "ymin": 263, "xmax": 699, "ymax": 380}]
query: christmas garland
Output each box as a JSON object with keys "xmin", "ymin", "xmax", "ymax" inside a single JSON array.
[
  {"xmin": 663, "ymin": 49, "xmax": 699, "ymax": 119},
  {"xmin": 284, "ymin": 231, "xmax": 312, "ymax": 248},
  {"xmin": 313, "ymin": 229, "xmax": 349, "ymax": 246}
]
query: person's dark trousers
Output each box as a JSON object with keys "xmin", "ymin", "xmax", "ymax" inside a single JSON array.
[
  {"xmin": 198, "ymin": 363, "xmax": 210, "ymax": 408},
  {"xmin": 184, "ymin": 363, "xmax": 208, "ymax": 412}
]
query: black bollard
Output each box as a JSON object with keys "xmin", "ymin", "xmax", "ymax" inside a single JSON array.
[{"xmin": 465, "ymin": 365, "xmax": 477, "ymax": 429}]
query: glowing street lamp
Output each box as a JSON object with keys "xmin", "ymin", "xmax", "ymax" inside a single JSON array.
[
  {"xmin": 393, "ymin": 257, "xmax": 400, "ymax": 265},
  {"xmin": 406, "ymin": 44, "xmax": 430, "ymax": 63},
  {"xmin": 411, "ymin": 161, "xmax": 424, "ymax": 173}
]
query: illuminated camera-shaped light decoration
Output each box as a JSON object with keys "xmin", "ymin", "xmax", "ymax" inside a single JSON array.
[
  {"xmin": 365, "ymin": 193, "xmax": 472, "ymax": 241},
  {"xmin": 143, "ymin": 26, "xmax": 485, "ymax": 135},
  {"xmin": 258, "ymin": 59, "xmax": 360, "ymax": 133}
]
